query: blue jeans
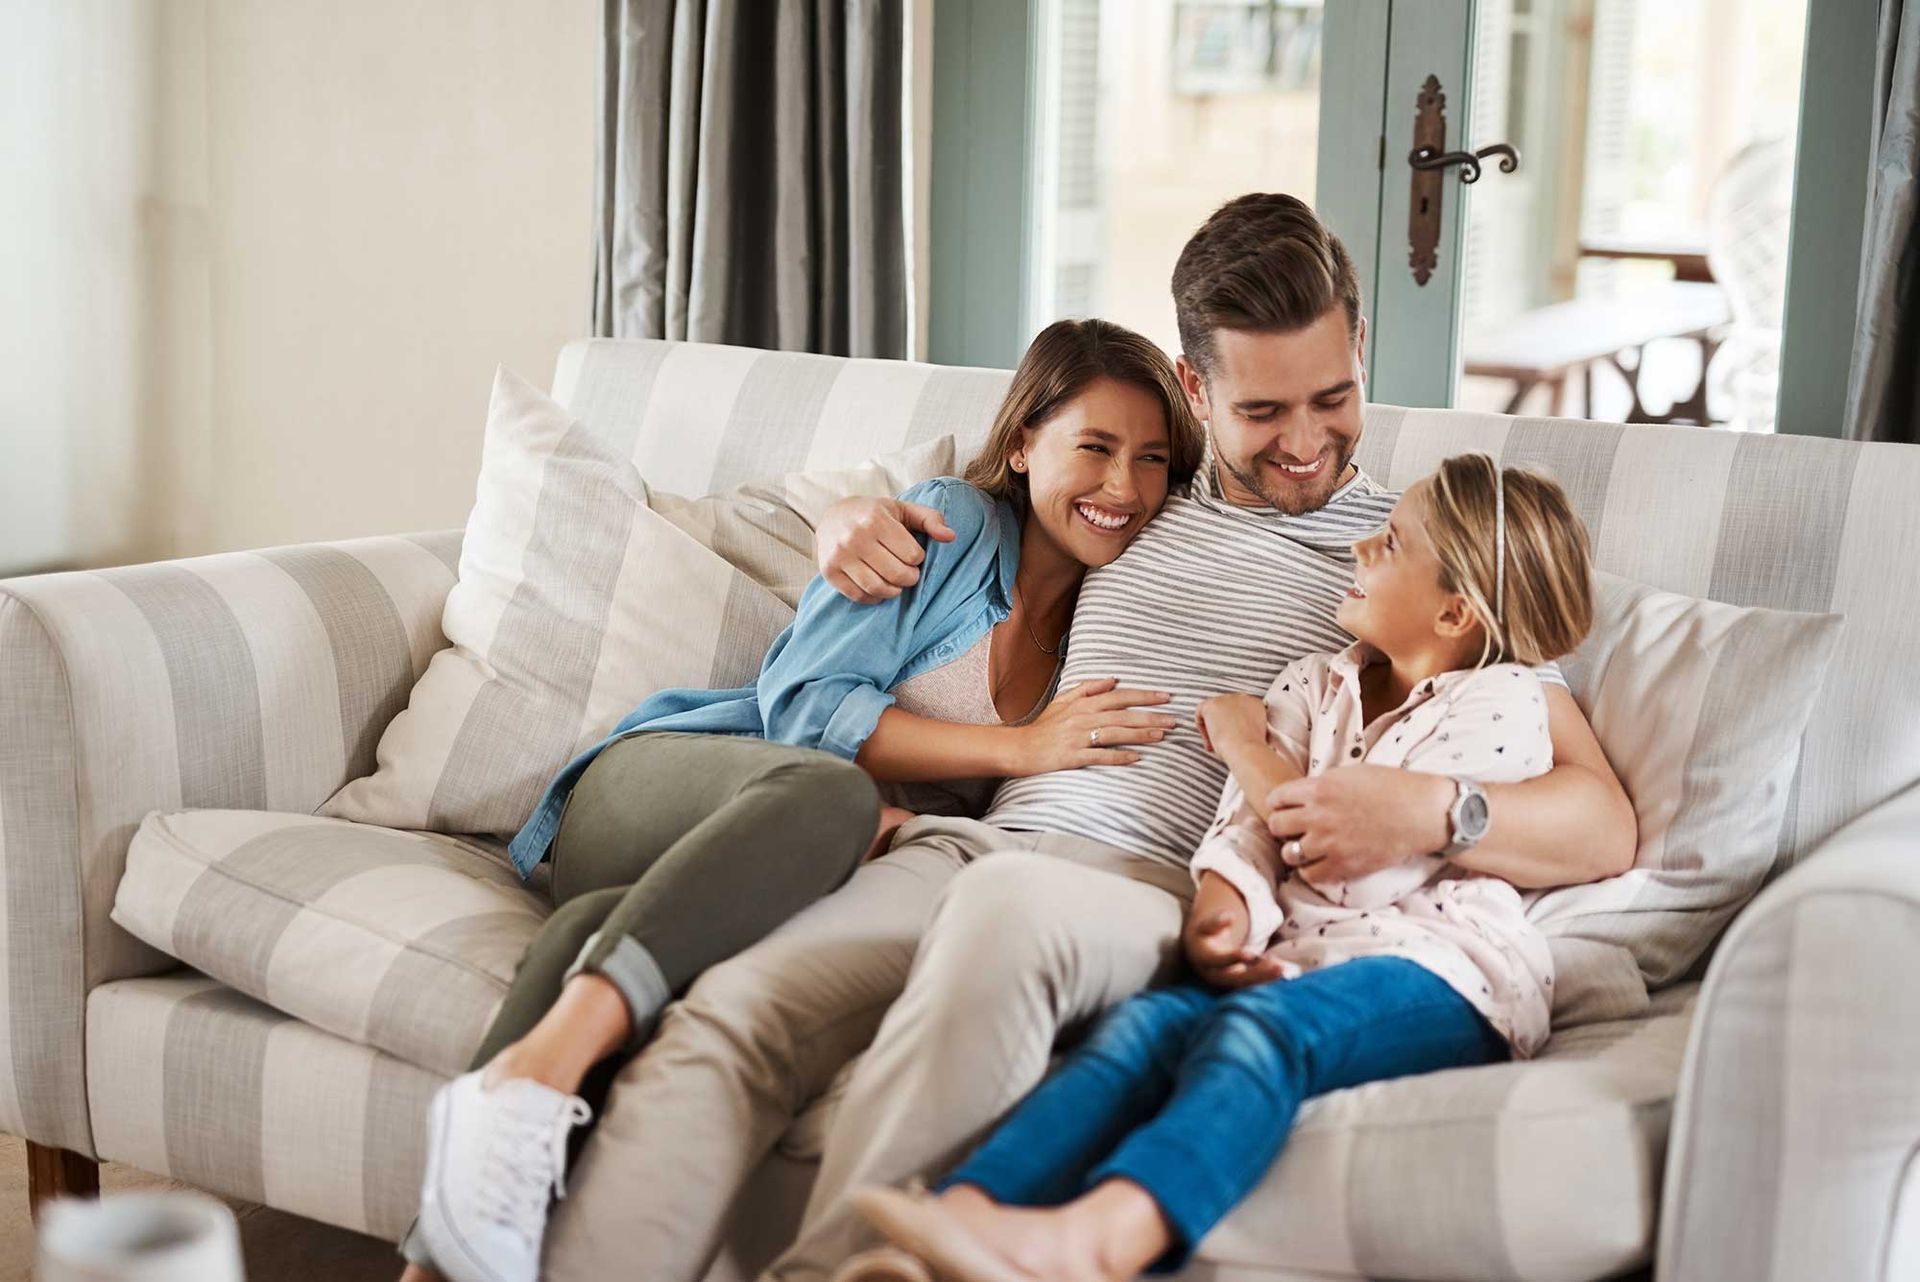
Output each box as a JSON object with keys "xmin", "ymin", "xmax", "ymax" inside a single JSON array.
[{"xmin": 940, "ymin": 956, "xmax": 1510, "ymax": 1271}]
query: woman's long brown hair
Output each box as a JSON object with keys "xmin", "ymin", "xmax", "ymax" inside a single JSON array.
[{"xmin": 962, "ymin": 319, "xmax": 1204, "ymax": 505}]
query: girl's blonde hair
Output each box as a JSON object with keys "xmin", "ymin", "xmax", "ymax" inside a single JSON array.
[
  {"xmin": 1422, "ymin": 453, "xmax": 1594, "ymax": 667},
  {"xmin": 962, "ymin": 319, "xmax": 1205, "ymax": 504}
]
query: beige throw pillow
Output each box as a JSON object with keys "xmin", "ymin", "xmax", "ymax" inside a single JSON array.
[
  {"xmin": 1526, "ymin": 570, "xmax": 1844, "ymax": 1026},
  {"xmin": 320, "ymin": 367, "xmax": 961, "ymax": 841}
]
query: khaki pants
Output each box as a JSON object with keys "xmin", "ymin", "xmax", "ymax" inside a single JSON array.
[{"xmin": 541, "ymin": 816, "xmax": 1191, "ymax": 1282}]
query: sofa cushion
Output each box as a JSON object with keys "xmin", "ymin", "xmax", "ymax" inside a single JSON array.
[
  {"xmin": 86, "ymin": 970, "xmax": 438, "ymax": 1242},
  {"xmin": 316, "ymin": 368, "xmax": 794, "ymax": 839},
  {"xmin": 318, "ymin": 365, "xmax": 966, "ymax": 842},
  {"xmin": 780, "ymin": 984, "xmax": 1696, "ymax": 1282},
  {"xmin": 1195, "ymin": 982, "xmax": 1694, "ymax": 1281},
  {"xmin": 1526, "ymin": 571, "xmax": 1844, "ymax": 1026},
  {"xmin": 111, "ymin": 809, "xmax": 546, "ymax": 1077}
]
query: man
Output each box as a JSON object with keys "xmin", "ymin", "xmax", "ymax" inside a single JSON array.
[{"xmin": 540, "ymin": 194, "xmax": 1634, "ymax": 1281}]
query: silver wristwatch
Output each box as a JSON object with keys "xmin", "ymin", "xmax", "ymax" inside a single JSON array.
[{"xmin": 1441, "ymin": 776, "xmax": 1491, "ymax": 858}]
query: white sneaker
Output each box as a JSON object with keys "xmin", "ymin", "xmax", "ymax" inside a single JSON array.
[{"xmin": 416, "ymin": 1070, "xmax": 592, "ymax": 1282}]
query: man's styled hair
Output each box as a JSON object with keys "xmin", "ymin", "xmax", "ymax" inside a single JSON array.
[{"xmin": 1170, "ymin": 193, "xmax": 1364, "ymax": 375}]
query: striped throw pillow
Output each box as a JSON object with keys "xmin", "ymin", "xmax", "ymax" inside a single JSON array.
[
  {"xmin": 1526, "ymin": 570, "xmax": 1845, "ymax": 1026},
  {"xmin": 319, "ymin": 367, "xmax": 963, "ymax": 843}
]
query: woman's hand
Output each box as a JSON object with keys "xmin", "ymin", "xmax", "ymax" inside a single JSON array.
[
  {"xmin": 1013, "ymin": 677, "xmax": 1176, "ymax": 775},
  {"xmin": 1195, "ymin": 693, "xmax": 1268, "ymax": 756},
  {"xmin": 1184, "ymin": 872, "xmax": 1285, "ymax": 989}
]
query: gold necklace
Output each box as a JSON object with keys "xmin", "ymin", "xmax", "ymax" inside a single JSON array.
[{"xmin": 1013, "ymin": 580, "xmax": 1066, "ymax": 656}]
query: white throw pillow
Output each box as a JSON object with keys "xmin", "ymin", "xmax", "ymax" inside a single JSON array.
[
  {"xmin": 1526, "ymin": 570, "xmax": 1844, "ymax": 1026},
  {"xmin": 321, "ymin": 367, "xmax": 961, "ymax": 840}
]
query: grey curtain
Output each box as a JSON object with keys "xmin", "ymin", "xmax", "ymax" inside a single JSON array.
[
  {"xmin": 1844, "ymin": 0, "xmax": 1919, "ymax": 443},
  {"xmin": 592, "ymin": 0, "xmax": 909, "ymax": 358}
]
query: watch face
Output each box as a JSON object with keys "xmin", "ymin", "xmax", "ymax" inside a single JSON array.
[{"xmin": 1459, "ymin": 791, "xmax": 1491, "ymax": 840}]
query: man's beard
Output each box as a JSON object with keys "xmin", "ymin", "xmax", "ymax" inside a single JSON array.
[{"xmin": 1221, "ymin": 441, "xmax": 1356, "ymax": 516}]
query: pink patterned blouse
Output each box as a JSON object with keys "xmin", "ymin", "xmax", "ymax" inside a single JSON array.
[{"xmin": 1190, "ymin": 642, "xmax": 1558, "ymax": 1057}]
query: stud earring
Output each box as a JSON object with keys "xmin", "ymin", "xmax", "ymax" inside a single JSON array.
[{"xmin": 1011, "ymin": 457, "xmax": 1027, "ymax": 473}]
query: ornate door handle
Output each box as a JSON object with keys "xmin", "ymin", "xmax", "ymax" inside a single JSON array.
[
  {"xmin": 1408, "ymin": 142, "xmax": 1520, "ymax": 185},
  {"xmin": 1407, "ymin": 74, "xmax": 1523, "ymax": 287}
]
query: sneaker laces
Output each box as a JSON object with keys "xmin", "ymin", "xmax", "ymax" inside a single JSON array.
[{"xmin": 474, "ymin": 1093, "xmax": 592, "ymax": 1241}]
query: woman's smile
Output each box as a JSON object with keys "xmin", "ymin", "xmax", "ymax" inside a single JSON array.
[{"xmin": 1073, "ymin": 500, "xmax": 1138, "ymax": 535}]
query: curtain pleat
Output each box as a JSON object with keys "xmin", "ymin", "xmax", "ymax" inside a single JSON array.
[
  {"xmin": 1844, "ymin": 0, "xmax": 1919, "ymax": 444},
  {"xmin": 592, "ymin": 0, "xmax": 907, "ymax": 359}
]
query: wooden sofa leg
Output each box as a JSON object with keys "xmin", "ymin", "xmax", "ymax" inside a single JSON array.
[{"xmin": 27, "ymin": 1141, "xmax": 100, "ymax": 1221}]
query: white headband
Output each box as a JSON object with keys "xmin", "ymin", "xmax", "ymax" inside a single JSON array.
[{"xmin": 1493, "ymin": 466, "xmax": 1507, "ymax": 626}]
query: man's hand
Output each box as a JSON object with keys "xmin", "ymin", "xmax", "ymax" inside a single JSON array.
[
  {"xmin": 1184, "ymin": 872, "xmax": 1285, "ymax": 989},
  {"xmin": 816, "ymin": 496, "xmax": 957, "ymax": 604},
  {"xmin": 1195, "ymin": 693, "xmax": 1268, "ymax": 756},
  {"xmin": 1266, "ymin": 766, "xmax": 1452, "ymax": 881}
]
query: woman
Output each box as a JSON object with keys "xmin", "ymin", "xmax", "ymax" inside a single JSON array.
[{"xmin": 402, "ymin": 318, "xmax": 1207, "ymax": 1282}]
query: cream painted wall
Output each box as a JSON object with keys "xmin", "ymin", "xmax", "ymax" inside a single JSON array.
[{"xmin": 1, "ymin": 1, "xmax": 598, "ymax": 576}]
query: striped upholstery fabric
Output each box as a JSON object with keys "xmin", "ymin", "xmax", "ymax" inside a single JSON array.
[
  {"xmin": 320, "ymin": 365, "xmax": 991, "ymax": 840},
  {"xmin": 0, "ymin": 529, "xmax": 458, "ymax": 1154},
  {"xmin": 319, "ymin": 368, "xmax": 788, "ymax": 838},
  {"xmin": 112, "ymin": 810, "xmax": 546, "ymax": 1077},
  {"xmin": 646, "ymin": 431, "xmax": 973, "ymax": 612},
  {"xmin": 1203, "ymin": 980, "xmax": 1695, "ymax": 1281},
  {"xmin": 1527, "ymin": 572, "xmax": 1844, "ymax": 1027},
  {"xmin": 554, "ymin": 340, "xmax": 1920, "ymax": 874},
  {"xmin": 725, "ymin": 983, "xmax": 1697, "ymax": 1282},
  {"xmin": 1659, "ymin": 781, "xmax": 1920, "ymax": 1282},
  {"xmin": 6, "ymin": 338, "xmax": 1917, "ymax": 1280},
  {"xmin": 549, "ymin": 338, "xmax": 1009, "ymax": 499},
  {"xmin": 1352, "ymin": 405, "xmax": 1920, "ymax": 875},
  {"xmin": 85, "ymin": 970, "xmax": 438, "ymax": 1242}
]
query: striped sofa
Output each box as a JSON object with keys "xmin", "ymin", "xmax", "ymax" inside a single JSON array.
[{"xmin": 5, "ymin": 338, "xmax": 1919, "ymax": 1282}]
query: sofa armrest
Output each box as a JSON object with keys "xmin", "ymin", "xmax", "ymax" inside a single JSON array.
[
  {"xmin": 0, "ymin": 529, "xmax": 459, "ymax": 1152},
  {"xmin": 1658, "ymin": 779, "xmax": 1920, "ymax": 1282}
]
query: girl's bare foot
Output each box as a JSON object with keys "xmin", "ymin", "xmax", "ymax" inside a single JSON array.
[{"xmin": 935, "ymin": 1181, "xmax": 1172, "ymax": 1282}]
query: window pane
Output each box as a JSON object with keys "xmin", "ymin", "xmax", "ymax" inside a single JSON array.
[
  {"xmin": 1033, "ymin": 0, "xmax": 1324, "ymax": 355},
  {"xmin": 1454, "ymin": 0, "xmax": 1807, "ymax": 433}
]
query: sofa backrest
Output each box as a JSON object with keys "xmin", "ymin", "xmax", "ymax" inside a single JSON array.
[
  {"xmin": 551, "ymin": 338, "xmax": 1010, "ymax": 499},
  {"xmin": 552, "ymin": 337, "xmax": 1920, "ymax": 869}
]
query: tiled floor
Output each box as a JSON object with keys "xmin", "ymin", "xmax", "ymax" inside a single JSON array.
[{"xmin": 2, "ymin": 1133, "xmax": 395, "ymax": 1282}]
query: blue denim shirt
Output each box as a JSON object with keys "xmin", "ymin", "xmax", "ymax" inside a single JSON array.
[{"xmin": 506, "ymin": 478, "xmax": 1022, "ymax": 876}]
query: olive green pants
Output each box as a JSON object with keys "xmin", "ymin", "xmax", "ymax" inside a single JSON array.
[
  {"xmin": 477, "ymin": 732, "xmax": 882, "ymax": 1067},
  {"xmin": 401, "ymin": 733, "xmax": 877, "ymax": 1270}
]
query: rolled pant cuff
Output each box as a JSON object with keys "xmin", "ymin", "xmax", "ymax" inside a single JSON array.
[{"xmin": 566, "ymin": 932, "xmax": 672, "ymax": 1054}]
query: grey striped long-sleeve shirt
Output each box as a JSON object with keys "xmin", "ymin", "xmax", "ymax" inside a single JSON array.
[{"xmin": 986, "ymin": 465, "xmax": 1398, "ymax": 867}]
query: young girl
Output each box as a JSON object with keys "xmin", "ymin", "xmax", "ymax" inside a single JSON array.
[
  {"xmin": 841, "ymin": 454, "xmax": 1595, "ymax": 1282},
  {"xmin": 402, "ymin": 319, "xmax": 1205, "ymax": 1282}
]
